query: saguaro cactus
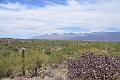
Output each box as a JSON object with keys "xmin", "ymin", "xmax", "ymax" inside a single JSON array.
[{"xmin": 21, "ymin": 48, "xmax": 25, "ymax": 76}]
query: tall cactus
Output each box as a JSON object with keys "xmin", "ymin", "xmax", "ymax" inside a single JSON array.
[{"xmin": 21, "ymin": 48, "xmax": 25, "ymax": 76}]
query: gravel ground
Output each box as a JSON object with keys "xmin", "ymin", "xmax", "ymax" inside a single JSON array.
[{"xmin": 2, "ymin": 77, "xmax": 54, "ymax": 80}]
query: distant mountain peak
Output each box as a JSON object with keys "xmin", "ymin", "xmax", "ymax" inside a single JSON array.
[{"xmin": 32, "ymin": 32, "xmax": 120, "ymax": 41}]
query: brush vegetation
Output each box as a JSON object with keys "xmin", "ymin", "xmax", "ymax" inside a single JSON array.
[{"xmin": 0, "ymin": 39, "xmax": 120, "ymax": 79}]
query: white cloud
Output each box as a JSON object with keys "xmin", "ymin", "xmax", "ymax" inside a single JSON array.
[{"xmin": 0, "ymin": 0, "xmax": 120, "ymax": 38}]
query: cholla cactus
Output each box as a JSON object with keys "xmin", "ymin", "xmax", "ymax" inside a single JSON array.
[{"xmin": 66, "ymin": 53, "xmax": 120, "ymax": 80}]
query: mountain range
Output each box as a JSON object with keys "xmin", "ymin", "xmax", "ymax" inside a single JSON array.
[{"xmin": 32, "ymin": 32, "xmax": 120, "ymax": 41}]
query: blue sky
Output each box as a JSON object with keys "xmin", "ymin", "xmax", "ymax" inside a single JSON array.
[{"xmin": 0, "ymin": 0, "xmax": 120, "ymax": 38}]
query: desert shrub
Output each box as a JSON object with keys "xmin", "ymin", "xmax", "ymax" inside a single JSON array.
[
  {"xmin": 0, "ymin": 65, "xmax": 7, "ymax": 78},
  {"xmin": 66, "ymin": 53, "xmax": 120, "ymax": 80},
  {"xmin": 25, "ymin": 50, "xmax": 49, "ymax": 76},
  {"xmin": 45, "ymin": 49, "xmax": 52, "ymax": 55}
]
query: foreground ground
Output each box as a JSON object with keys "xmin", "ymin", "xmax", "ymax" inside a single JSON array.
[{"xmin": 2, "ymin": 77, "xmax": 58, "ymax": 80}]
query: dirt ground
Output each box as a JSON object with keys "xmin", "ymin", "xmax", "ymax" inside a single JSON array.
[{"xmin": 2, "ymin": 77, "xmax": 56, "ymax": 80}]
